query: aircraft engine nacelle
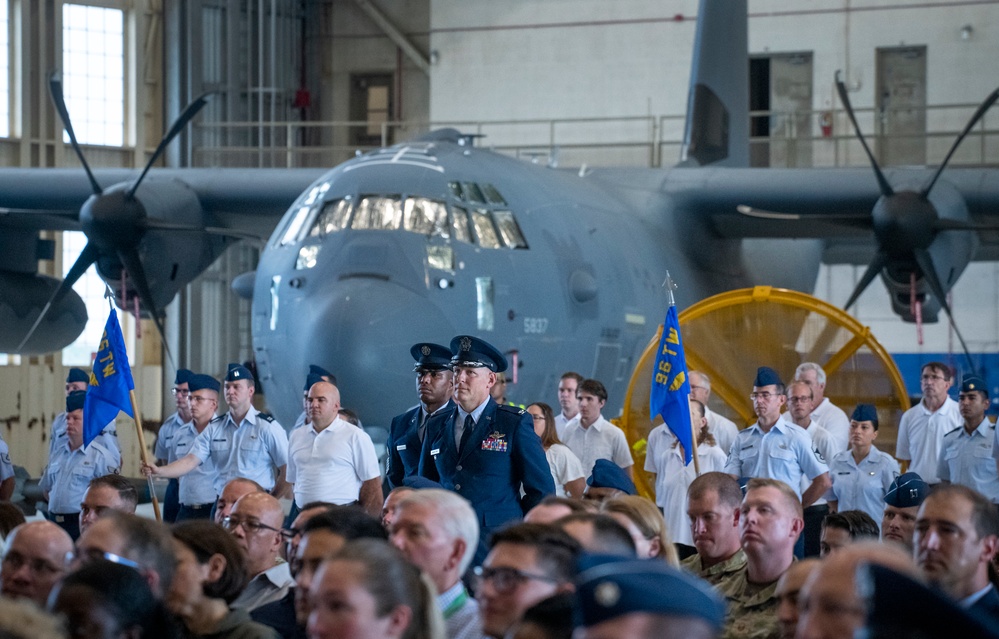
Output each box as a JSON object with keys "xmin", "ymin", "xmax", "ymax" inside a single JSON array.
[{"xmin": 0, "ymin": 272, "xmax": 87, "ymax": 353}]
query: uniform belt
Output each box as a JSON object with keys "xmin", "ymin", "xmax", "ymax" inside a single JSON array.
[
  {"xmin": 50, "ymin": 512, "xmax": 80, "ymax": 523},
  {"xmin": 181, "ymin": 502, "xmax": 214, "ymax": 510},
  {"xmin": 803, "ymin": 504, "xmax": 829, "ymax": 513}
]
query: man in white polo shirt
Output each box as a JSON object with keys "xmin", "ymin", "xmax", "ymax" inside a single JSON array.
[{"xmin": 287, "ymin": 380, "xmax": 382, "ymax": 518}]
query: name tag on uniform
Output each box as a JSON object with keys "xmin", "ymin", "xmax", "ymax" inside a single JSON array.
[
  {"xmin": 396, "ymin": 444, "xmax": 407, "ymax": 451},
  {"xmin": 431, "ymin": 448, "xmax": 440, "ymax": 456},
  {"xmin": 482, "ymin": 432, "xmax": 508, "ymax": 453}
]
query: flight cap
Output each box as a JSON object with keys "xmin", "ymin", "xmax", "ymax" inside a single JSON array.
[
  {"xmin": 754, "ymin": 366, "xmax": 782, "ymax": 387},
  {"xmin": 66, "ymin": 368, "xmax": 89, "ymax": 384},
  {"xmin": 961, "ymin": 375, "xmax": 989, "ymax": 398},
  {"xmin": 188, "ymin": 374, "xmax": 220, "ymax": 394},
  {"xmin": 851, "ymin": 403, "xmax": 878, "ymax": 424},
  {"xmin": 884, "ymin": 472, "xmax": 929, "ymax": 508},
  {"xmin": 66, "ymin": 390, "xmax": 86, "ymax": 412},
  {"xmin": 586, "ymin": 459, "xmax": 636, "ymax": 495},
  {"xmin": 174, "ymin": 369, "xmax": 193, "ymax": 386},
  {"xmin": 225, "ymin": 362, "xmax": 254, "ymax": 382}
]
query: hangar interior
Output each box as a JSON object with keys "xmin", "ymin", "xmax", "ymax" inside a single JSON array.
[{"xmin": 1, "ymin": 0, "xmax": 998, "ymax": 476}]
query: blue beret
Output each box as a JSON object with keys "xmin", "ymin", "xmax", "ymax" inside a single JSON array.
[
  {"xmin": 66, "ymin": 368, "xmax": 89, "ymax": 384},
  {"xmin": 304, "ymin": 373, "xmax": 327, "ymax": 392},
  {"xmin": 66, "ymin": 390, "xmax": 86, "ymax": 412},
  {"xmin": 403, "ymin": 476, "xmax": 444, "ymax": 490},
  {"xmin": 961, "ymin": 375, "xmax": 989, "ymax": 397},
  {"xmin": 174, "ymin": 369, "xmax": 193, "ymax": 385},
  {"xmin": 754, "ymin": 366, "xmax": 782, "ymax": 387},
  {"xmin": 575, "ymin": 555, "xmax": 725, "ymax": 630},
  {"xmin": 411, "ymin": 343, "xmax": 453, "ymax": 371},
  {"xmin": 586, "ymin": 459, "xmax": 636, "ymax": 495},
  {"xmin": 188, "ymin": 374, "xmax": 220, "ymax": 394},
  {"xmin": 884, "ymin": 472, "xmax": 929, "ymax": 508},
  {"xmin": 225, "ymin": 362, "xmax": 253, "ymax": 382},
  {"xmin": 851, "ymin": 403, "xmax": 878, "ymax": 424},
  {"xmin": 450, "ymin": 335, "xmax": 507, "ymax": 373}
]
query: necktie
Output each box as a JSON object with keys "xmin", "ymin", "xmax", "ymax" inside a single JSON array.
[{"xmin": 458, "ymin": 414, "xmax": 474, "ymax": 455}]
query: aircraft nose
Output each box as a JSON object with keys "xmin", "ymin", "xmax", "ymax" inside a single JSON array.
[{"xmin": 256, "ymin": 277, "xmax": 456, "ymax": 427}]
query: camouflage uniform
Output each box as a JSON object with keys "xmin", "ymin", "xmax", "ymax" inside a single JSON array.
[
  {"xmin": 681, "ymin": 549, "xmax": 748, "ymax": 587},
  {"xmin": 718, "ymin": 564, "xmax": 780, "ymax": 639}
]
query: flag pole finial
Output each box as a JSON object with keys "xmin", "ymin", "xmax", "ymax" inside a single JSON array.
[{"xmin": 662, "ymin": 270, "xmax": 677, "ymax": 306}]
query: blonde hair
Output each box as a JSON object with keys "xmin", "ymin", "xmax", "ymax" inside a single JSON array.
[{"xmin": 601, "ymin": 495, "xmax": 680, "ymax": 566}]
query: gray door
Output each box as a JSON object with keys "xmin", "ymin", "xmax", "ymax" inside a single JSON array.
[
  {"xmin": 749, "ymin": 52, "xmax": 814, "ymax": 168},
  {"xmin": 876, "ymin": 46, "xmax": 927, "ymax": 166}
]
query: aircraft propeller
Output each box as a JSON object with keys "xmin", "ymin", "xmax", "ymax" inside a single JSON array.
[{"xmin": 15, "ymin": 73, "xmax": 210, "ymax": 361}]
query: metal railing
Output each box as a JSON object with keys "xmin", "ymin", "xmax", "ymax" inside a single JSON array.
[{"xmin": 191, "ymin": 102, "xmax": 999, "ymax": 170}]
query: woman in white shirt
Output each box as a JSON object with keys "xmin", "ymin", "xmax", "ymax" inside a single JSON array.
[{"xmin": 527, "ymin": 402, "xmax": 586, "ymax": 498}]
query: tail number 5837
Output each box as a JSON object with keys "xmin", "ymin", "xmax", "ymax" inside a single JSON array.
[{"xmin": 523, "ymin": 317, "xmax": 549, "ymax": 334}]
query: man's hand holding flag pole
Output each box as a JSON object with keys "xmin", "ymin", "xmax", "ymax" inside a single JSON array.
[
  {"xmin": 84, "ymin": 296, "xmax": 162, "ymax": 521},
  {"xmin": 649, "ymin": 272, "xmax": 700, "ymax": 475}
]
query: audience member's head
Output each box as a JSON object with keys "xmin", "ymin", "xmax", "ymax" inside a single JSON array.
[
  {"xmin": 49, "ymin": 560, "xmax": 174, "ymax": 639},
  {"xmin": 774, "ymin": 558, "xmax": 820, "ymax": 639},
  {"xmin": 882, "ymin": 472, "xmax": 929, "ymax": 550},
  {"xmin": 213, "ymin": 477, "xmax": 264, "ymax": 525},
  {"xmin": 556, "ymin": 513, "xmax": 636, "ymax": 557},
  {"xmin": 797, "ymin": 542, "xmax": 920, "ymax": 639},
  {"xmin": 79, "ymin": 474, "xmax": 138, "ymax": 534},
  {"xmin": 525, "ymin": 496, "xmax": 587, "ymax": 524},
  {"xmin": 0, "ymin": 595, "xmax": 66, "ymax": 639},
  {"xmin": 224, "ymin": 492, "xmax": 285, "ymax": 577},
  {"xmin": 294, "ymin": 506, "xmax": 387, "ymax": 625},
  {"xmin": 285, "ymin": 501, "xmax": 335, "ymax": 561},
  {"xmin": 168, "ymin": 520, "xmax": 250, "ymax": 630},
  {"xmin": 686, "ymin": 473, "xmax": 743, "ymax": 566},
  {"xmin": 583, "ymin": 459, "xmax": 636, "ymax": 502},
  {"xmin": 0, "ymin": 521, "xmax": 73, "ymax": 606},
  {"xmin": 74, "ymin": 511, "xmax": 176, "ymax": 599},
  {"xmin": 819, "ymin": 510, "xmax": 880, "ymax": 557},
  {"xmin": 601, "ymin": 495, "xmax": 679, "ymax": 565},
  {"xmin": 0, "ymin": 502, "xmax": 26, "ymax": 541},
  {"xmin": 511, "ymin": 593, "xmax": 575, "ymax": 639},
  {"xmin": 382, "ymin": 486, "xmax": 415, "ymax": 530},
  {"xmin": 390, "ymin": 489, "xmax": 478, "ymax": 594},
  {"xmin": 739, "ymin": 479, "xmax": 802, "ymax": 572},
  {"xmin": 574, "ymin": 556, "xmax": 725, "ymax": 639},
  {"xmin": 477, "ymin": 523, "xmax": 581, "ymax": 639},
  {"xmin": 528, "ymin": 402, "xmax": 560, "ymax": 448},
  {"xmin": 915, "ymin": 484, "xmax": 999, "ymax": 601},
  {"xmin": 307, "ymin": 539, "xmax": 444, "ymax": 639}
]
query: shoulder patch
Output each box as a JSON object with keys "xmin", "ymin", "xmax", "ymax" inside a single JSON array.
[
  {"xmin": 497, "ymin": 404, "xmax": 525, "ymax": 415},
  {"xmin": 258, "ymin": 412, "xmax": 275, "ymax": 422}
]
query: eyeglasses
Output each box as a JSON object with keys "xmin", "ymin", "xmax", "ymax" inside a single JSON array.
[
  {"xmin": 921, "ymin": 373, "xmax": 947, "ymax": 382},
  {"xmin": 787, "ymin": 396, "xmax": 811, "ymax": 404},
  {"xmin": 189, "ymin": 395, "xmax": 215, "ymax": 404},
  {"xmin": 2, "ymin": 550, "xmax": 66, "ymax": 576},
  {"xmin": 690, "ymin": 384, "xmax": 709, "ymax": 392},
  {"xmin": 222, "ymin": 516, "xmax": 287, "ymax": 536},
  {"xmin": 472, "ymin": 565, "xmax": 561, "ymax": 594},
  {"xmin": 67, "ymin": 549, "xmax": 142, "ymax": 571},
  {"xmin": 749, "ymin": 392, "xmax": 778, "ymax": 401},
  {"xmin": 531, "ymin": 415, "xmax": 545, "ymax": 421},
  {"xmin": 171, "ymin": 388, "xmax": 190, "ymax": 397}
]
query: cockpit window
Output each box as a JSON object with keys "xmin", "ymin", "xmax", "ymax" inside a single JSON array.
[
  {"xmin": 492, "ymin": 210, "xmax": 527, "ymax": 248},
  {"xmin": 481, "ymin": 184, "xmax": 506, "ymax": 205},
  {"xmin": 471, "ymin": 209, "xmax": 501, "ymax": 248},
  {"xmin": 403, "ymin": 198, "xmax": 449, "ymax": 237},
  {"xmin": 352, "ymin": 196, "xmax": 402, "ymax": 230},
  {"xmin": 451, "ymin": 206, "xmax": 472, "ymax": 244},
  {"xmin": 462, "ymin": 182, "xmax": 486, "ymax": 204},
  {"xmin": 448, "ymin": 182, "xmax": 463, "ymax": 200},
  {"xmin": 277, "ymin": 181, "xmax": 330, "ymax": 246},
  {"xmin": 309, "ymin": 198, "xmax": 353, "ymax": 238}
]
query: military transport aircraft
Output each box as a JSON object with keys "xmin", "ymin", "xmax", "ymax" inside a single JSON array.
[{"xmin": 2, "ymin": 0, "xmax": 998, "ymax": 428}]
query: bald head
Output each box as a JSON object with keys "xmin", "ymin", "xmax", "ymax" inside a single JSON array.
[
  {"xmin": 1, "ymin": 521, "xmax": 73, "ymax": 606},
  {"xmin": 215, "ymin": 477, "xmax": 264, "ymax": 525},
  {"xmin": 229, "ymin": 492, "xmax": 286, "ymax": 576},
  {"xmin": 307, "ymin": 381, "xmax": 342, "ymax": 430}
]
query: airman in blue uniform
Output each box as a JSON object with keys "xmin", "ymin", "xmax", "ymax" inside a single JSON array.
[
  {"xmin": 387, "ymin": 342, "xmax": 455, "ymax": 489},
  {"xmin": 940, "ymin": 375, "xmax": 999, "ymax": 503},
  {"xmin": 420, "ymin": 335, "xmax": 555, "ymax": 563}
]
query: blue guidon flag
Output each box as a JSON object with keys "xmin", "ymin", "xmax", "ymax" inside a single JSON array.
[
  {"xmin": 84, "ymin": 309, "xmax": 134, "ymax": 448},
  {"xmin": 649, "ymin": 303, "xmax": 693, "ymax": 465}
]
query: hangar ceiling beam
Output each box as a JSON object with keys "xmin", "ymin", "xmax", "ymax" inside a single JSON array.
[{"xmin": 352, "ymin": 0, "xmax": 430, "ymax": 76}]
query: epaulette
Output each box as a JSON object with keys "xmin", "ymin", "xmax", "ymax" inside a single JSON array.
[
  {"xmin": 943, "ymin": 426, "xmax": 963, "ymax": 438},
  {"xmin": 258, "ymin": 412, "xmax": 275, "ymax": 422},
  {"xmin": 497, "ymin": 404, "xmax": 525, "ymax": 415},
  {"xmin": 211, "ymin": 413, "xmax": 226, "ymax": 424}
]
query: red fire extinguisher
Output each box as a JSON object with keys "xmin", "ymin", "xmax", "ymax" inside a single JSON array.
[{"xmin": 819, "ymin": 111, "xmax": 833, "ymax": 138}]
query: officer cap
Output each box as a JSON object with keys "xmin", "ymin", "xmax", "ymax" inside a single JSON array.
[
  {"xmin": 851, "ymin": 403, "xmax": 879, "ymax": 425},
  {"xmin": 884, "ymin": 472, "xmax": 929, "ymax": 508},
  {"xmin": 574, "ymin": 555, "xmax": 725, "ymax": 630},
  {"xmin": 304, "ymin": 372, "xmax": 325, "ymax": 392},
  {"xmin": 961, "ymin": 375, "xmax": 989, "ymax": 398},
  {"xmin": 174, "ymin": 369, "xmax": 193, "ymax": 386},
  {"xmin": 66, "ymin": 368, "xmax": 89, "ymax": 384},
  {"xmin": 411, "ymin": 343, "xmax": 453, "ymax": 372},
  {"xmin": 66, "ymin": 390, "xmax": 86, "ymax": 412},
  {"xmin": 863, "ymin": 563, "xmax": 999, "ymax": 638},
  {"xmin": 225, "ymin": 362, "xmax": 254, "ymax": 382},
  {"xmin": 403, "ymin": 476, "xmax": 444, "ymax": 490},
  {"xmin": 586, "ymin": 459, "xmax": 636, "ymax": 495},
  {"xmin": 754, "ymin": 366, "xmax": 782, "ymax": 387},
  {"xmin": 188, "ymin": 374, "xmax": 220, "ymax": 394},
  {"xmin": 449, "ymin": 335, "xmax": 508, "ymax": 373}
]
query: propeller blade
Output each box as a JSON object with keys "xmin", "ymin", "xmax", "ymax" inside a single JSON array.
[
  {"xmin": 14, "ymin": 241, "xmax": 100, "ymax": 353},
  {"xmin": 912, "ymin": 248, "xmax": 975, "ymax": 370},
  {"xmin": 737, "ymin": 204, "xmax": 872, "ymax": 222},
  {"xmin": 835, "ymin": 71, "xmax": 894, "ymax": 197},
  {"xmin": 127, "ymin": 93, "xmax": 211, "ymax": 199},
  {"xmin": 922, "ymin": 87, "xmax": 999, "ymax": 197},
  {"xmin": 116, "ymin": 248, "xmax": 177, "ymax": 370},
  {"xmin": 48, "ymin": 72, "xmax": 102, "ymax": 196},
  {"xmin": 933, "ymin": 218, "xmax": 999, "ymax": 232},
  {"xmin": 843, "ymin": 251, "xmax": 889, "ymax": 311}
]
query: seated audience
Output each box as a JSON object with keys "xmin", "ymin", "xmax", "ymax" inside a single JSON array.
[
  {"xmin": 510, "ymin": 593, "xmax": 575, "ymax": 639},
  {"xmin": 881, "ymin": 472, "xmax": 929, "ymax": 550},
  {"xmin": 583, "ymin": 459, "xmax": 636, "ymax": 503},
  {"xmin": 74, "ymin": 511, "xmax": 175, "ymax": 599},
  {"xmin": 0, "ymin": 595, "xmax": 66, "ymax": 639},
  {"xmin": 601, "ymin": 495, "xmax": 680, "ymax": 565},
  {"xmin": 524, "ymin": 496, "xmax": 587, "ymax": 524},
  {"xmin": 0, "ymin": 520, "xmax": 73, "ymax": 606},
  {"xmin": 223, "ymin": 492, "xmax": 294, "ymax": 610},
  {"xmin": 774, "ymin": 559, "xmax": 820, "ymax": 639},
  {"xmin": 0, "ymin": 501, "xmax": 26, "ymax": 553},
  {"xmin": 79, "ymin": 474, "xmax": 138, "ymax": 534},
  {"xmin": 819, "ymin": 510, "xmax": 879, "ymax": 557},
  {"xmin": 382, "ymin": 486, "xmax": 415, "ymax": 530},
  {"xmin": 556, "ymin": 513, "xmax": 636, "ymax": 556},
  {"xmin": 214, "ymin": 478, "xmax": 265, "ymax": 525},
  {"xmin": 682, "ymin": 473, "xmax": 746, "ymax": 586}
]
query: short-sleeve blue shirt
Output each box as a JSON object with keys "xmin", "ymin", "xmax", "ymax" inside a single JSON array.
[
  {"xmin": 190, "ymin": 406, "xmax": 288, "ymax": 493},
  {"xmin": 723, "ymin": 417, "xmax": 828, "ymax": 499},
  {"xmin": 826, "ymin": 445, "xmax": 900, "ymax": 527}
]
